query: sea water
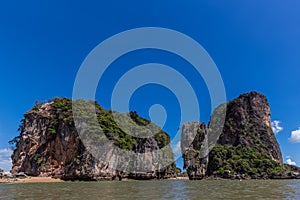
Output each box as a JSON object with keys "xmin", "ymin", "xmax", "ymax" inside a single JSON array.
[{"xmin": 1, "ymin": 180, "xmax": 300, "ymax": 199}]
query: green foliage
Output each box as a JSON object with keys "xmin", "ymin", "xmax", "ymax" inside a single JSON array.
[
  {"xmin": 48, "ymin": 127, "xmax": 57, "ymax": 134},
  {"xmin": 284, "ymin": 163, "xmax": 300, "ymax": 171},
  {"xmin": 208, "ymin": 144, "xmax": 284, "ymax": 176},
  {"xmin": 129, "ymin": 111, "xmax": 150, "ymax": 126},
  {"xmin": 33, "ymin": 153, "xmax": 44, "ymax": 166},
  {"xmin": 175, "ymin": 168, "xmax": 182, "ymax": 174},
  {"xmin": 33, "ymin": 100, "xmax": 39, "ymax": 111},
  {"xmin": 154, "ymin": 131, "xmax": 170, "ymax": 149},
  {"xmin": 47, "ymin": 98, "xmax": 170, "ymax": 151}
]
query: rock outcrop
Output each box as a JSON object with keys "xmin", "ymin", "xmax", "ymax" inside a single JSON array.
[
  {"xmin": 216, "ymin": 92, "xmax": 282, "ymax": 163},
  {"xmin": 181, "ymin": 122, "xmax": 208, "ymax": 180},
  {"xmin": 182, "ymin": 91, "xmax": 287, "ymax": 179},
  {"xmin": 11, "ymin": 98, "xmax": 176, "ymax": 180}
]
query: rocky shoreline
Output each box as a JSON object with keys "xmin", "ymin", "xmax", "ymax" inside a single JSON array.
[
  {"xmin": 204, "ymin": 172, "xmax": 300, "ymax": 180},
  {"xmin": 2, "ymin": 174, "xmax": 300, "ymax": 184},
  {"xmin": 0, "ymin": 175, "xmax": 190, "ymax": 183}
]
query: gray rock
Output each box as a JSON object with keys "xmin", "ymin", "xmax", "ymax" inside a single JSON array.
[
  {"xmin": 11, "ymin": 98, "xmax": 176, "ymax": 180},
  {"xmin": 181, "ymin": 92, "xmax": 284, "ymax": 180}
]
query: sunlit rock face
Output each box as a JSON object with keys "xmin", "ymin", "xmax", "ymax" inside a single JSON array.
[{"xmin": 11, "ymin": 98, "xmax": 176, "ymax": 180}]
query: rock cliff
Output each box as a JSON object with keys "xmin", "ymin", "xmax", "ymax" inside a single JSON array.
[
  {"xmin": 11, "ymin": 98, "xmax": 176, "ymax": 180},
  {"xmin": 182, "ymin": 91, "xmax": 288, "ymax": 179},
  {"xmin": 181, "ymin": 122, "xmax": 208, "ymax": 180}
]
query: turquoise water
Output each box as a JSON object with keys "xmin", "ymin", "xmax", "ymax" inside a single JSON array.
[{"xmin": 1, "ymin": 180, "xmax": 300, "ymax": 199}]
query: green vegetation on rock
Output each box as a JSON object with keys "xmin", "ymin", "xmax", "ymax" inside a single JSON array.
[
  {"xmin": 208, "ymin": 144, "xmax": 284, "ymax": 176},
  {"xmin": 29, "ymin": 98, "xmax": 171, "ymax": 152}
]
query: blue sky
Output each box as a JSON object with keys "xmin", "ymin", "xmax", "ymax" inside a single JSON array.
[{"xmin": 0, "ymin": 0, "xmax": 300, "ymax": 171}]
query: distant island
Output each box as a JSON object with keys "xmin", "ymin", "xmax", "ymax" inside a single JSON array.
[{"xmin": 5, "ymin": 91, "xmax": 300, "ymax": 182}]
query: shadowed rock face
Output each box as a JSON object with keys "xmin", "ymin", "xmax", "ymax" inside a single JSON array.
[
  {"xmin": 181, "ymin": 122, "xmax": 208, "ymax": 179},
  {"xmin": 217, "ymin": 91, "xmax": 282, "ymax": 164},
  {"xmin": 182, "ymin": 91, "xmax": 284, "ymax": 179},
  {"xmin": 11, "ymin": 98, "xmax": 176, "ymax": 180}
]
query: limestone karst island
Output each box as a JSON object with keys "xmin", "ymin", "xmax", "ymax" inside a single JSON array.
[{"xmin": 3, "ymin": 92, "xmax": 299, "ymax": 182}]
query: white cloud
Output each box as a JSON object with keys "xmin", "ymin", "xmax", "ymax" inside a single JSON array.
[
  {"xmin": 0, "ymin": 148, "xmax": 13, "ymax": 172},
  {"xmin": 286, "ymin": 156, "xmax": 297, "ymax": 166},
  {"xmin": 289, "ymin": 128, "xmax": 300, "ymax": 143},
  {"xmin": 272, "ymin": 120, "xmax": 283, "ymax": 134},
  {"xmin": 172, "ymin": 140, "xmax": 181, "ymax": 157}
]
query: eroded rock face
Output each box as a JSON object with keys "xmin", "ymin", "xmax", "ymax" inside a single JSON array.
[
  {"xmin": 11, "ymin": 98, "xmax": 176, "ymax": 180},
  {"xmin": 181, "ymin": 122, "xmax": 208, "ymax": 179},
  {"xmin": 217, "ymin": 91, "xmax": 282, "ymax": 164},
  {"xmin": 182, "ymin": 91, "xmax": 284, "ymax": 179}
]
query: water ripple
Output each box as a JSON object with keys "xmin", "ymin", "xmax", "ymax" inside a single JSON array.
[{"xmin": 0, "ymin": 180, "xmax": 300, "ymax": 199}]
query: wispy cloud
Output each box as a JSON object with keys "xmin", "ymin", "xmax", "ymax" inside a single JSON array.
[
  {"xmin": 0, "ymin": 148, "xmax": 13, "ymax": 172},
  {"xmin": 272, "ymin": 120, "xmax": 283, "ymax": 134},
  {"xmin": 172, "ymin": 140, "xmax": 181, "ymax": 157},
  {"xmin": 286, "ymin": 156, "xmax": 297, "ymax": 166},
  {"xmin": 289, "ymin": 127, "xmax": 300, "ymax": 143}
]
